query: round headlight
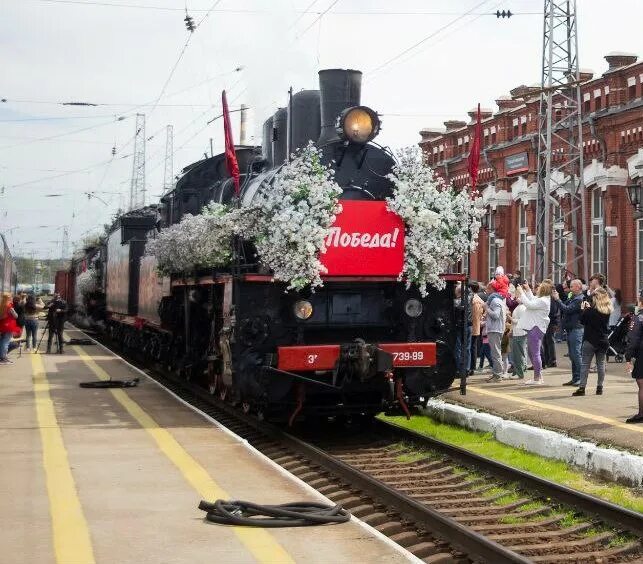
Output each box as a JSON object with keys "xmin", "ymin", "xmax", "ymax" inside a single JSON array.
[
  {"xmin": 336, "ymin": 106, "xmax": 380, "ymax": 144},
  {"xmin": 404, "ymin": 298, "xmax": 423, "ymax": 318},
  {"xmin": 294, "ymin": 300, "xmax": 313, "ymax": 320}
]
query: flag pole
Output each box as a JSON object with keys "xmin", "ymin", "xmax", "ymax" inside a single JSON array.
[{"xmin": 461, "ymin": 103, "xmax": 482, "ymax": 396}]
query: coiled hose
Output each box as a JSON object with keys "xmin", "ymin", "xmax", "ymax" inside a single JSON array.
[{"xmin": 198, "ymin": 500, "xmax": 351, "ymax": 527}]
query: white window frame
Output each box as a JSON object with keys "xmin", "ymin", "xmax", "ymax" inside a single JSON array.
[
  {"xmin": 552, "ymin": 205, "xmax": 567, "ymax": 283},
  {"xmin": 591, "ymin": 188, "xmax": 605, "ymax": 276},
  {"xmin": 488, "ymin": 211, "xmax": 498, "ymax": 281},
  {"xmin": 518, "ymin": 205, "xmax": 530, "ymax": 276}
]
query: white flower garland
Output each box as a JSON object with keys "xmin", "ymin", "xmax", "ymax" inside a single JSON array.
[
  {"xmin": 145, "ymin": 203, "xmax": 242, "ymax": 275},
  {"xmin": 387, "ymin": 147, "xmax": 483, "ymax": 295},
  {"xmin": 252, "ymin": 142, "xmax": 342, "ymax": 290},
  {"xmin": 76, "ymin": 268, "xmax": 98, "ymax": 296}
]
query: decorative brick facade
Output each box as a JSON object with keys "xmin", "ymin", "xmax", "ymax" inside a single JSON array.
[{"xmin": 419, "ymin": 52, "xmax": 643, "ymax": 302}]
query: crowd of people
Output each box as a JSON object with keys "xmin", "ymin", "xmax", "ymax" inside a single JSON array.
[
  {"xmin": 0, "ymin": 292, "xmax": 67, "ymax": 364},
  {"xmin": 455, "ymin": 268, "xmax": 643, "ymax": 424}
]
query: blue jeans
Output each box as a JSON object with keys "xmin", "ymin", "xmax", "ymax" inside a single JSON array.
[
  {"xmin": 455, "ymin": 325, "xmax": 472, "ymax": 376},
  {"xmin": 0, "ymin": 332, "xmax": 12, "ymax": 360},
  {"xmin": 24, "ymin": 319, "xmax": 38, "ymax": 349},
  {"xmin": 567, "ymin": 327, "xmax": 583, "ymax": 383}
]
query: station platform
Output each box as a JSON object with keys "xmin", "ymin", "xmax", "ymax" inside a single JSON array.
[
  {"xmin": 444, "ymin": 343, "xmax": 643, "ymax": 453},
  {"xmin": 0, "ymin": 327, "xmax": 416, "ymax": 564}
]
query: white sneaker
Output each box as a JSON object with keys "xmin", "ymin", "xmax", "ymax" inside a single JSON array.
[{"xmin": 523, "ymin": 379, "xmax": 544, "ymax": 385}]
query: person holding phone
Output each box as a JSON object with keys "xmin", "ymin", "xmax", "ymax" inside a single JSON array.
[
  {"xmin": 572, "ymin": 288, "xmax": 612, "ymax": 396},
  {"xmin": 552, "ymin": 279, "xmax": 585, "ymax": 386},
  {"xmin": 515, "ymin": 280, "xmax": 552, "ymax": 385}
]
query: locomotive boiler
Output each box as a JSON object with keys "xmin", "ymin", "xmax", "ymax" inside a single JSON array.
[{"xmin": 70, "ymin": 69, "xmax": 461, "ymax": 423}]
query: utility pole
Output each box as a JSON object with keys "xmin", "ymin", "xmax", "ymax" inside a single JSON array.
[
  {"xmin": 535, "ymin": 0, "xmax": 587, "ymax": 282},
  {"xmin": 61, "ymin": 226, "xmax": 70, "ymax": 260},
  {"xmin": 239, "ymin": 104, "xmax": 248, "ymax": 145},
  {"xmin": 130, "ymin": 113, "xmax": 146, "ymax": 210},
  {"xmin": 163, "ymin": 125, "xmax": 174, "ymax": 194}
]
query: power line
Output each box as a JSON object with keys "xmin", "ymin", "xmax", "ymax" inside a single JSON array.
[
  {"xmin": 4, "ymin": 157, "xmax": 115, "ymax": 188},
  {"xmin": 296, "ymin": 0, "xmax": 340, "ymax": 39},
  {"xmin": 145, "ymin": 0, "xmax": 223, "ymax": 119},
  {"xmin": 0, "ymin": 114, "xmax": 124, "ymax": 122},
  {"xmin": 0, "ymin": 115, "xmax": 129, "ymax": 150},
  {"xmin": 367, "ymin": 0, "xmax": 492, "ymax": 77},
  {"xmin": 31, "ymin": 0, "xmax": 539, "ymax": 16}
]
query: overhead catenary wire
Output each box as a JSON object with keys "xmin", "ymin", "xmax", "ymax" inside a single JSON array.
[
  {"xmin": 0, "ymin": 115, "xmax": 129, "ymax": 150},
  {"xmin": 366, "ymin": 0, "xmax": 493, "ymax": 78},
  {"xmin": 31, "ymin": 0, "xmax": 539, "ymax": 16},
  {"xmin": 295, "ymin": 0, "xmax": 340, "ymax": 39}
]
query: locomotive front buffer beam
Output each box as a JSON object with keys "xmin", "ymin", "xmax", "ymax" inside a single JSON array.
[{"xmin": 266, "ymin": 341, "xmax": 437, "ymax": 423}]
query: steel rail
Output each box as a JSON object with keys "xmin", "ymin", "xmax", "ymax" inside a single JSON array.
[
  {"xmin": 374, "ymin": 419, "xmax": 643, "ymax": 536},
  {"xmin": 74, "ymin": 327, "xmax": 642, "ymax": 560},
  {"xmin": 170, "ymin": 376, "xmax": 531, "ymax": 563}
]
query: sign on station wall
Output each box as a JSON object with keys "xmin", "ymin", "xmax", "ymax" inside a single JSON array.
[{"xmin": 505, "ymin": 152, "xmax": 529, "ymax": 175}]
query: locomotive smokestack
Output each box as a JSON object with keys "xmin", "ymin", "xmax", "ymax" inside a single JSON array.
[{"xmin": 317, "ymin": 69, "xmax": 362, "ymax": 146}]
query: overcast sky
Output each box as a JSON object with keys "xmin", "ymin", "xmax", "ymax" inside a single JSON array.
[{"xmin": 1, "ymin": 0, "xmax": 641, "ymax": 259}]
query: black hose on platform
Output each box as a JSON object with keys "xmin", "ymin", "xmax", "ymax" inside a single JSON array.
[
  {"xmin": 66, "ymin": 338, "xmax": 95, "ymax": 346},
  {"xmin": 198, "ymin": 500, "xmax": 351, "ymax": 527},
  {"xmin": 79, "ymin": 377, "xmax": 140, "ymax": 388}
]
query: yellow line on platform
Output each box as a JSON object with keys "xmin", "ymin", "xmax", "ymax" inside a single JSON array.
[
  {"xmin": 73, "ymin": 346, "xmax": 295, "ymax": 564},
  {"xmin": 466, "ymin": 385, "xmax": 643, "ymax": 434},
  {"xmin": 31, "ymin": 353, "xmax": 95, "ymax": 564}
]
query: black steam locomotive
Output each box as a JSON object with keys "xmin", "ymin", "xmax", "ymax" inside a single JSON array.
[{"xmin": 63, "ymin": 69, "xmax": 460, "ymax": 423}]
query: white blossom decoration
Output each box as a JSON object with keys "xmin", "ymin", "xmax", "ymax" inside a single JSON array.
[
  {"xmin": 76, "ymin": 268, "xmax": 99, "ymax": 296},
  {"xmin": 145, "ymin": 203, "xmax": 243, "ymax": 275},
  {"xmin": 252, "ymin": 142, "xmax": 342, "ymax": 290},
  {"xmin": 387, "ymin": 147, "xmax": 483, "ymax": 295}
]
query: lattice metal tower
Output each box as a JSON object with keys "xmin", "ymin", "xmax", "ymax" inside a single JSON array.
[
  {"xmin": 163, "ymin": 125, "xmax": 174, "ymax": 194},
  {"xmin": 534, "ymin": 0, "xmax": 587, "ymax": 282},
  {"xmin": 129, "ymin": 113, "xmax": 146, "ymax": 210}
]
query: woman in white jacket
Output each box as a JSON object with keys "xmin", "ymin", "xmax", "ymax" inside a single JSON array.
[{"xmin": 517, "ymin": 280, "xmax": 553, "ymax": 385}]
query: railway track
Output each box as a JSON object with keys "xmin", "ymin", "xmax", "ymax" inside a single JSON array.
[{"xmin": 80, "ymin": 330, "xmax": 643, "ymax": 563}]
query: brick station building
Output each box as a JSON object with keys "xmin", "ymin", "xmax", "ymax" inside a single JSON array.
[{"xmin": 419, "ymin": 52, "xmax": 643, "ymax": 301}]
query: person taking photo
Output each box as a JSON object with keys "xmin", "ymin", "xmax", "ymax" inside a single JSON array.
[{"xmin": 572, "ymin": 288, "xmax": 612, "ymax": 396}]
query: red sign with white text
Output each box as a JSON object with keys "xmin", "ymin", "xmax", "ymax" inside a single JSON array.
[{"xmin": 320, "ymin": 200, "xmax": 405, "ymax": 276}]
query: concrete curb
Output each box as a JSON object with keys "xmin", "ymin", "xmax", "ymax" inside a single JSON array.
[{"xmin": 422, "ymin": 399, "xmax": 643, "ymax": 487}]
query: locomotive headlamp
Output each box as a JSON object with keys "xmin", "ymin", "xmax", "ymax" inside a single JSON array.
[
  {"xmin": 336, "ymin": 106, "xmax": 380, "ymax": 144},
  {"xmin": 404, "ymin": 298, "xmax": 423, "ymax": 318},
  {"xmin": 294, "ymin": 300, "xmax": 314, "ymax": 320}
]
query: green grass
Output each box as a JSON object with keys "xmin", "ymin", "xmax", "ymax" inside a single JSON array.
[
  {"xmin": 559, "ymin": 511, "xmax": 585, "ymax": 527},
  {"xmin": 395, "ymin": 452, "xmax": 428, "ymax": 463},
  {"xmin": 607, "ymin": 534, "xmax": 635, "ymax": 548},
  {"xmin": 518, "ymin": 500, "xmax": 547, "ymax": 511},
  {"xmin": 499, "ymin": 514, "xmax": 529, "ymax": 524},
  {"xmin": 378, "ymin": 414, "xmax": 643, "ymax": 513}
]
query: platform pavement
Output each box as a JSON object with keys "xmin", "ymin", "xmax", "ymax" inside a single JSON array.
[
  {"xmin": 0, "ymin": 332, "xmax": 417, "ymax": 564},
  {"xmin": 444, "ymin": 342, "xmax": 643, "ymax": 453}
]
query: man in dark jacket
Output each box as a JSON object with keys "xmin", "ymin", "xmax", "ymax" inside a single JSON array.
[
  {"xmin": 552, "ymin": 279, "xmax": 584, "ymax": 386},
  {"xmin": 625, "ymin": 299, "xmax": 643, "ymax": 423},
  {"xmin": 454, "ymin": 284, "xmax": 473, "ymax": 378},
  {"xmin": 46, "ymin": 294, "xmax": 67, "ymax": 354}
]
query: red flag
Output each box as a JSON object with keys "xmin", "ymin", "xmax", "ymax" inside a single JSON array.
[
  {"xmin": 467, "ymin": 103, "xmax": 482, "ymax": 192},
  {"xmin": 222, "ymin": 90, "xmax": 240, "ymax": 195}
]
